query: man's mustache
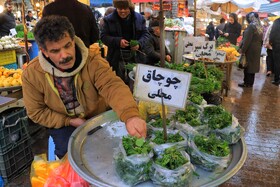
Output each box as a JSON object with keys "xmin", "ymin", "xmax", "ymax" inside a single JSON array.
[{"xmin": 59, "ymin": 56, "xmax": 73, "ymax": 64}]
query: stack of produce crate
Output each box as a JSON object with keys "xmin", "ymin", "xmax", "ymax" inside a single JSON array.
[{"xmin": 0, "ymin": 107, "xmax": 33, "ymax": 183}]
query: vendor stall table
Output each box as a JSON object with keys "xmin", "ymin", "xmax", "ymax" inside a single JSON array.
[{"xmin": 183, "ymin": 53, "xmax": 236, "ymax": 97}]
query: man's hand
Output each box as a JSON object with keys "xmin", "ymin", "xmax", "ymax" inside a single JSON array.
[
  {"xmin": 165, "ymin": 55, "xmax": 171, "ymax": 62},
  {"xmin": 131, "ymin": 44, "xmax": 139, "ymax": 51},
  {"xmin": 125, "ymin": 117, "xmax": 147, "ymax": 138},
  {"xmin": 224, "ymin": 33, "xmax": 229, "ymax": 37},
  {"xmin": 69, "ymin": 118, "xmax": 86, "ymax": 127},
  {"xmin": 120, "ymin": 39, "xmax": 129, "ymax": 48}
]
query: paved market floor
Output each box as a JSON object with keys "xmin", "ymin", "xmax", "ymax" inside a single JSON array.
[{"xmin": 7, "ymin": 59, "xmax": 280, "ymax": 187}]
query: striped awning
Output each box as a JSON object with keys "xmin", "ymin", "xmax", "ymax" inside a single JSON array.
[{"xmin": 258, "ymin": 2, "xmax": 280, "ymax": 12}]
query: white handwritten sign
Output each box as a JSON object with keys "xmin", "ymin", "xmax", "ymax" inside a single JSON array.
[
  {"xmin": 184, "ymin": 36, "xmax": 205, "ymax": 53},
  {"xmin": 214, "ymin": 50, "xmax": 226, "ymax": 62},
  {"xmin": 193, "ymin": 41, "xmax": 216, "ymax": 60},
  {"xmin": 134, "ymin": 64, "xmax": 191, "ymax": 109}
]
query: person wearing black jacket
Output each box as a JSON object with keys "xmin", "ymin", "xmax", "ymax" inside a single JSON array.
[
  {"xmin": 206, "ymin": 21, "xmax": 215, "ymax": 41},
  {"xmin": 42, "ymin": 0, "xmax": 99, "ymax": 48},
  {"xmin": 238, "ymin": 12, "xmax": 263, "ymax": 87},
  {"xmin": 220, "ymin": 13, "xmax": 241, "ymax": 45},
  {"xmin": 143, "ymin": 19, "xmax": 171, "ymax": 66},
  {"xmin": 100, "ymin": 0, "xmax": 149, "ymax": 83},
  {"xmin": 0, "ymin": 1, "xmax": 15, "ymax": 37},
  {"xmin": 269, "ymin": 17, "xmax": 280, "ymax": 85}
]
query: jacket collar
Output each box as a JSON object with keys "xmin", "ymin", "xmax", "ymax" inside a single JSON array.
[{"xmin": 38, "ymin": 36, "xmax": 88, "ymax": 77}]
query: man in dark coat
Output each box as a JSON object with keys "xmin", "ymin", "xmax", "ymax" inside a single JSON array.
[
  {"xmin": 100, "ymin": 0, "xmax": 150, "ymax": 83},
  {"xmin": 221, "ymin": 13, "xmax": 241, "ymax": 45},
  {"xmin": 0, "ymin": 0, "xmax": 16, "ymax": 37},
  {"xmin": 42, "ymin": 0, "xmax": 99, "ymax": 48},
  {"xmin": 269, "ymin": 18, "xmax": 280, "ymax": 85},
  {"xmin": 206, "ymin": 21, "xmax": 215, "ymax": 41},
  {"xmin": 238, "ymin": 12, "xmax": 263, "ymax": 87},
  {"xmin": 144, "ymin": 19, "xmax": 171, "ymax": 66}
]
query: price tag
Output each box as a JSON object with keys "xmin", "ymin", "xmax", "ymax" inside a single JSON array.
[
  {"xmin": 134, "ymin": 64, "xmax": 191, "ymax": 109},
  {"xmin": 193, "ymin": 41, "xmax": 215, "ymax": 60},
  {"xmin": 214, "ymin": 50, "xmax": 226, "ymax": 62}
]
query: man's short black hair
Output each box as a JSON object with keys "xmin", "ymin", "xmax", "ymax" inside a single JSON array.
[
  {"xmin": 34, "ymin": 15, "xmax": 75, "ymax": 50},
  {"xmin": 220, "ymin": 18, "xmax": 225, "ymax": 24},
  {"xmin": 27, "ymin": 10, "xmax": 32, "ymax": 14}
]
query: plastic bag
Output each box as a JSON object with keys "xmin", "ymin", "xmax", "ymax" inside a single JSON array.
[
  {"xmin": 30, "ymin": 154, "xmax": 61, "ymax": 187},
  {"xmin": 261, "ymin": 46, "xmax": 267, "ymax": 56},
  {"xmin": 150, "ymin": 150, "xmax": 194, "ymax": 187},
  {"xmin": 113, "ymin": 138, "xmax": 154, "ymax": 186},
  {"xmin": 44, "ymin": 154, "xmax": 89, "ymax": 187},
  {"xmin": 211, "ymin": 116, "xmax": 245, "ymax": 144},
  {"xmin": 187, "ymin": 138, "xmax": 231, "ymax": 172},
  {"xmin": 175, "ymin": 121, "xmax": 209, "ymax": 139},
  {"xmin": 238, "ymin": 54, "xmax": 247, "ymax": 69},
  {"xmin": 150, "ymin": 129, "xmax": 188, "ymax": 156},
  {"xmin": 138, "ymin": 100, "xmax": 168, "ymax": 122}
]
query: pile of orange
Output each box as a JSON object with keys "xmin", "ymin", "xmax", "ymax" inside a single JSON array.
[{"xmin": 0, "ymin": 67, "xmax": 23, "ymax": 87}]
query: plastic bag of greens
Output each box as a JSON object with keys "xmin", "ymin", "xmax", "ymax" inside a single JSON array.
[
  {"xmin": 150, "ymin": 129, "xmax": 188, "ymax": 156},
  {"xmin": 147, "ymin": 117, "xmax": 175, "ymax": 131},
  {"xmin": 175, "ymin": 121, "xmax": 209, "ymax": 139},
  {"xmin": 187, "ymin": 134, "xmax": 231, "ymax": 172},
  {"xmin": 113, "ymin": 136, "xmax": 153, "ymax": 186},
  {"xmin": 150, "ymin": 147, "xmax": 194, "ymax": 187},
  {"xmin": 211, "ymin": 115, "xmax": 245, "ymax": 144}
]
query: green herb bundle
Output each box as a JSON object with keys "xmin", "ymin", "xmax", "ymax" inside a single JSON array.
[
  {"xmin": 172, "ymin": 105, "xmax": 201, "ymax": 127},
  {"xmin": 203, "ymin": 105, "xmax": 232, "ymax": 129},
  {"xmin": 150, "ymin": 118, "xmax": 171, "ymax": 128},
  {"xmin": 152, "ymin": 131, "xmax": 184, "ymax": 145},
  {"xmin": 194, "ymin": 134, "xmax": 230, "ymax": 157},
  {"xmin": 188, "ymin": 92, "xmax": 204, "ymax": 105},
  {"xmin": 122, "ymin": 136, "xmax": 152, "ymax": 156}
]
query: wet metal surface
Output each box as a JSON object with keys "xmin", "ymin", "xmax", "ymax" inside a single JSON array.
[{"xmin": 7, "ymin": 59, "xmax": 280, "ymax": 186}]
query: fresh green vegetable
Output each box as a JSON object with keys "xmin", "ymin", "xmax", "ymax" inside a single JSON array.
[
  {"xmin": 203, "ymin": 105, "xmax": 232, "ymax": 129},
  {"xmin": 122, "ymin": 136, "xmax": 152, "ymax": 156},
  {"xmin": 152, "ymin": 131, "xmax": 184, "ymax": 145},
  {"xmin": 16, "ymin": 31, "xmax": 34, "ymax": 39},
  {"xmin": 172, "ymin": 105, "xmax": 201, "ymax": 127},
  {"xmin": 15, "ymin": 24, "xmax": 24, "ymax": 32},
  {"xmin": 130, "ymin": 40, "xmax": 139, "ymax": 47},
  {"xmin": 194, "ymin": 134, "xmax": 230, "ymax": 157},
  {"xmin": 150, "ymin": 118, "xmax": 171, "ymax": 128},
  {"xmin": 208, "ymin": 66, "xmax": 224, "ymax": 81},
  {"xmin": 188, "ymin": 92, "xmax": 204, "ymax": 105},
  {"xmin": 155, "ymin": 147, "xmax": 188, "ymax": 170},
  {"xmin": 124, "ymin": 63, "xmax": 136, "ymax": 71}
]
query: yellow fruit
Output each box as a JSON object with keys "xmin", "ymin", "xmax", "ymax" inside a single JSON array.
[
  {"xmin": 11, "ymin": 79, "xmax": 21, "ymax": 86},
  {"xmin": 3, "ymin": 79, "xmax": 12, "ymax": 87},
  {"xmin": 13, "ymin": 73, "xmax": 21, "ymax": 79}
]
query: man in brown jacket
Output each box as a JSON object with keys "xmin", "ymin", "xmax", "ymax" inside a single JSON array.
[{"xmin": 22, "ymin": 15, "xmax": 146, "ymax": 159}]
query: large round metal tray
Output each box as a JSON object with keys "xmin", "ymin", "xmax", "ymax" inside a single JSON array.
[{"xmin": 68, "ymin": 110, "xmax": 247, "ymax": 187}]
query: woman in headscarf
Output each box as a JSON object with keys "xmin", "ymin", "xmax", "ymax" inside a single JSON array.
[
  {"xmin": 220, "ymin": 13, "xmax": 242, "ymax": 45},
  {"xmin": 238, "ymin": 12, "xmax": 263, "ymax": 87},
  {"xmin": 269, "ymin": 17, "xmax": 280, "ymax": 85}
]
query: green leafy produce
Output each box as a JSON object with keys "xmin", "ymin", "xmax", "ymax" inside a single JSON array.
[
  {"xmin": 122, "ymin": 136, "xmax": 152, "ymax": 156},
  {"xmin": 15, "ymin": 24, "xmax": 24, "ymax": 32},
  {"xmin": 130, "ymin": 40, "xmax": 139, "ymax": 47},
  {"xmin": 172, "ymin": 105, "xmax": 201, "ymax": 127},
  {"xmin": 208, "ymin": 66, "xmax": 224, "ymax": 81},
  {"xmin": 203, "ymin": 105, "xmax": 232, "ymax": 129},
  {"xmin": 155, "ymin": 147, "xmax": 188, "ymax": 170},
  {"xmin": 194, "ymin": 134, "xmax": 230, "ymax": 157},
  {"xmin": 152, "ymin": 131, "xmax": 184, "ymax": 145},
  {"xmin": 150, "ymin": 118, "xmax": 171, "ymax": 128},
  {"xmin": 16, "ymin": 31, "xmax": 34, "ymax": 39},
  {"xmin": 185, "ymin": 62, "xmax": 207, "ymax": 78},
  {"xmin": 188, "ymin": 92, "xmax": 204, "ymax": 105},
  {"xmin": 124, "ymin": 63, "xmax": 136, "ymax": 71}
]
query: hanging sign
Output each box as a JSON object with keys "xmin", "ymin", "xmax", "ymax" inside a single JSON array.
[
  {"xmin": 213, "ymin": 50, "xmax": 226, "ymax": 62},
  {"xmin": 134, "ymin": 64, "xmax": 191, "ymax": 109},
  {"xmin": 193, "ymin": 41, "xmax": 215, "ymax": 60}
]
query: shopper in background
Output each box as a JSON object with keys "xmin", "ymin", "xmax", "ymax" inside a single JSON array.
[
  {"xmin": 22, "ymin": 15, "xmax": 147, "ymax": 159},
  {"xmin": 269, "ymin": 17, "xmax": 280, "ymax": 85},
  {"xmin": 215, "ymin": 18, "xmax": 226, "ymax": 40},
  {"xmin": 206, "ymin": 21, "xmax": 215, "ymax": 41},
  {"xmin": 42, "ymin": 0, "xmax": 99, "ymax": 48},
  {"xmin": 143, "ymin": 19, "xmax": 171, "ymax": 66},
  {"xmin": 0, "ymin": 0, "xmax": 16, "ymax": 37},
  {"xmin": 100, "ymin": 0, "xmax": 149, "ymax": 84},
  {"xmin": 220, "ymin": 13, "xmax": 241, "ymax": 45},
  {"xmin": 263, "ymin": 19, "xmax": 273, "ymax": 77},
  {"xmin": 99, "ymin": 6, "xmax": 115, "ymax": 29},
  {"xmin": 238, "ymin": 12, "xmax": 263, "ymax": 88},
  {"xmin": 143, "ymin": 7, "xmax": 153, "ymax": 28},
  {"xmin": 25, "ymin": 10, "xmax": 36, "ymax": 22}
]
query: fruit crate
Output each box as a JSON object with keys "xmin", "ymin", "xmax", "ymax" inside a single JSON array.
[
  {"xmin": 0, "ymin": 107, "xmax": 30, "ymax": 153},
  {"xmin": 0, "ymin": 50, "xmax": 16, "ymax": 66},
  {"xmin": 0, "ymin": 137, "xmax": 33, "ymax": 183}
]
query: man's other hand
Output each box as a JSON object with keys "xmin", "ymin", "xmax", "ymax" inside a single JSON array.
[
  {"xmin": 69, "ymin": 118, "xmax": 86, "ymax": 127},
  {"xmin": 125, "ymin": 117, "xmax": 147, "ymax": 138}
]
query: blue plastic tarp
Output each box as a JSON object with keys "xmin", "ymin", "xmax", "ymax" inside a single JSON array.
[{"xmin": 90, "ymin": 0, "xmax": 113, "ymax": 7}]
